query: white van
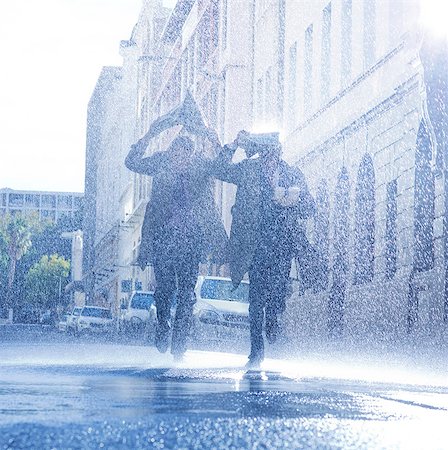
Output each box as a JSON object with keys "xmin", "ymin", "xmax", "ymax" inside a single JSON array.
[
  {"xmin": 119, "ymin": 291, "xmax": 156, "ymax": 333},
  {"xmin": 66, "ymin": 306, "xmax": 83, "ymax": 334},
  {"xmin": 76, "ymin": 306, "xmax": 114, "ymax": 335},
  {"xmin": 193, "ymin": 276, "xmax": 250, "ymax": 337}
]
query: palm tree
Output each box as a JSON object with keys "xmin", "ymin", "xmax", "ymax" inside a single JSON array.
[{"xmin": 1, "ymin": 215, "xmax": 34, "ymax": 310}]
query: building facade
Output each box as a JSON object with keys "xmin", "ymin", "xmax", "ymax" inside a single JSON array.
[
  {"xmin": 85, "ymin": 0, "xmax": 448, "ymax": 345},
  {"xmin": 0, "ymin": 188, "xmax": 83, "ymax": 223}
]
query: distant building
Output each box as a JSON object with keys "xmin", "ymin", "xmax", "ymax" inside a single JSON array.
[
  {"xmin": 0, "ymin": 188, "xmax": 83, "ymax": 223},
  {"xmin": 82, "ymin": 1, "xmax": 171, "ymax": 311},
  {"xmin": 82, "ymin": 66, "xmax": 126, "ymax": 308}
]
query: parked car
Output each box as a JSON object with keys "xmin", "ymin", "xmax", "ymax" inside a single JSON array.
[
  {"xmin": 39, "ymin": 310, "xmax": 57, "ymax": 326},
  {"xmin": 57, "ymin": 314, "xmax": 68, "ymax": 332},
  {"xmin": 66, "ymin": 306, "xmax": 82, "ymax": 334},
  {"xmin": 75, "ymin": 306, "xmax": 114, "ymax": 335},
  {"xmin": 119, "ymin": 291, "xmax": 156, "ymax": 334},
  {"xmin": 192, "ymin": 276, "xmax": 250, "ymax": 340}
]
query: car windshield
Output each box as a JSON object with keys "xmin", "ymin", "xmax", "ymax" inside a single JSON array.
[
  {"xmin": 200, "ymin": 279, "xmax": 249, "ymax": 303},
  {"xmin": 81, "ymin": 307, "xmax": 112, "ymax": 319},
  {"xmin": 130, "ymin": 293, "xmax": 154, "ymax": 310}
]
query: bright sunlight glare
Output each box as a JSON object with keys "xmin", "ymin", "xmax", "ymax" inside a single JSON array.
[{"xmin": 420, "ymin": 0, "xmax": 448, "ymax": 38}]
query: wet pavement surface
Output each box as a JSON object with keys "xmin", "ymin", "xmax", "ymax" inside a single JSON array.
[{"xmin": 0, "ymin": 331, "xmax": 448, "ymax": 449}]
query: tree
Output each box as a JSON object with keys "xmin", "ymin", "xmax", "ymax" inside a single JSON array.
[
  {"xmin": 25, "ymin": 254, "xmax": 70, "ymax": 312},
  {"xmin": 13, "ymin": 213, "xmax": 81, "ymax": 310},
  {"xmin": 0, "ymin": 215, "xmax": 36, "ymax": 310}
]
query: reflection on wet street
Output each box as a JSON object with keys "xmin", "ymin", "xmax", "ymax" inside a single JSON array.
[{"xmin": 1, "ymin": 341, "xmax": 448, "ymax": 449}]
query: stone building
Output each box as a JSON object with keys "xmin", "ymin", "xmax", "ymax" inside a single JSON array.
[{"xmin": 85, "ymin": 0, "xmax": 448, "ymax": 346}]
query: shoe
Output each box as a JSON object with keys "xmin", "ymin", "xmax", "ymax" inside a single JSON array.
[
  {"xmin": 245, "ymin": 354, "xmax": 263, "ymax": 370},
  {"xmin": 265, "ymin": 317, "xmax": 280, "ymax": 344},
  {"xmin": 155, "ymin": 324, "xmax": 170, "ymax": 354}
]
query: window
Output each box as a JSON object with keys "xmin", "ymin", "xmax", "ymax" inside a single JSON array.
[
  {"xmin": 353, "ymin": 154, "xmax": 375, "ymax": 284},
  {"xmin": 130, "ymin": 292, "xmax": 154, "ymax": 310},
  {"xmin": 385, "ymin": 179, "xmax": 398, "ymax": 279},
  {"xmin": 121, "ymin": 279, "xmax": 132, "ymax": 293},
  {"xmin": 58, "ymin": 195, "xmax": 72, "ymax": 209},
  {"xmin": 332, "ymin": 167, "xmax": 350, "ymax": 267},
  {"xmin": 363, "ymin": 0, "xmax": 376, "ymax": 69},
  {"xmin": 414, "ymin": 120, "xmax": 435, "ymax": 272},
  {"xmin": 341, "ymin": 0, "xmax": 352, "ymax": 87},
  {"xmin": 200, "ymin": 278, "xmax": 249, "ymax": 303},
  {"xmin": 221, "ymin": 0, "xmax": 228, "ymax": 49},
  {"xmin": 313, "ymin": 179, "xmax": 330, "ymax": 290},
  {"xmin": 288, "ymin": 42, "xmax": 298, "ymax": 127},
  {"xmin": 9, "ymin": 193, "xmax": 23, "ymax": 207},
  {"xmin": 264, "ymin": 66, "xmax": 274, "ymax": 122},
  {"xmin": 329, "ymin": 167, "xmax": 350, "ymax": 336},
  {"xmin": 198, "ymin": 1, "xmax": 219, "ymax": 68},
  {"xmin": 81, "ymin": 307, "xmax": 112, "ymax": 319},
  {"xmin": 1, "ymin": 193, "xmax": 6, "ymax": 207},
  {"xmin": 256, "ymin": 77, "xmax": 263, "ymax": 120},
  {"xmin": 74, "ymin": 196, "xmax": 83, "ymax": 210},
  {"xmin": 25, "ymin": 194, "xmax": 40, "ymax": 208},
  {"xmin": 321, "ymin": 3, "xmax": 332, "ymax": 102},
  {"xmin": 187, "ymin": 41, "xmax": 195, "ymax": 86},
  {"xmin": 41, "ymin": 194, "xmax": 56, "ymax": 208},
  {"xmin": 211, "ymin": 0, "xmax": 219, "ymax": 49},
  {"xmin": 304, "ymin": 24, "xmax": 314, "ymax": 115}
]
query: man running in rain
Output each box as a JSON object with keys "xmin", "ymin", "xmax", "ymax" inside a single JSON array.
[
  {"xmin": 125, "ymin": 116, "xmax": 227, "ymax": 361},
  {"xmin": 212, "ymin": 131, "xmax": 316, "ymax": 368}
]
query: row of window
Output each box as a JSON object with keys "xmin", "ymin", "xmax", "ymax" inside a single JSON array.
[
  {"xmin": 310, "ymin": 118, "xmax": 434, "ymax": 292},
  {"xmin": 313, "ymin": 157, "xmax": 397, "ymax": 291},
  {"xmin": 0, "ymin": 192, "xmax": 82, "ymax": 209},
  {"xmin": 0, "ymin": 207, "xmax": 74, "ymax": 222},
  {"xmin": 256, "ymin": 0, "xmax": 406, "ymax": 126}
]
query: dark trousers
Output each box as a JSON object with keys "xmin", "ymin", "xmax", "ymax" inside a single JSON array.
[
  {"xmin": 153, "ymin": 238, "xmax": 201, "ymax": 356},
  {"xmin": 248, "ymin": 244, "xmax": 292, "ymax": 361}
]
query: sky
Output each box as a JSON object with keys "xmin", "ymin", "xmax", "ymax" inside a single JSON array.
[{"xmin": 0, "ymin": 0, "xmax": 151, "ymax": 194}]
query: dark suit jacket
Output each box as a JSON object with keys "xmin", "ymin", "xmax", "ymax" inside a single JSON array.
[
  {"xmin": 125, "ymin": 142, "xmax": 228, "ymax": 266},
  {"xmin": 212, "ymin": 145, "xmax": 317, "ymax": 288}
]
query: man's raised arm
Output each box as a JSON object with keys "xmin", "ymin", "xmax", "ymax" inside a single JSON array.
[
  {"xmin": 125, "ymin": 122, "xmax": 168, "ymax": 176},
  {"xmin": 202, "ymin": 128, "xmax": 245, "ymax": 185}
]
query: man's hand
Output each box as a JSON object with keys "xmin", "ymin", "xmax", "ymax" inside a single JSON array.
[{"xmin": 227, "ymin": 138, "xmax": 238, "ymax": 152}]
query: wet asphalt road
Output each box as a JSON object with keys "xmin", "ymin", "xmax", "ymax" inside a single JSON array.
[{"xmin": 0, "ymin": 328, "xmax": 448, "ymax": 449}]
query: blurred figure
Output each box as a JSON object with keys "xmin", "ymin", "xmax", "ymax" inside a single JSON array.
[
  {"xmin": 125, "ymin": 118, "xmax": 227, "ymax": 361},
  {"xmin": 211, "ymin": 131, "xmax": 316, "ymax": 368}
]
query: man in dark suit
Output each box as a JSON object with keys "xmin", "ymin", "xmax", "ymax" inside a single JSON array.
[
  {"xmin": 125, "ymin": 118, "xmax": 227, "ymax": 361},
  {"xmin": 212, "ymin": 131, "xmax": 316, "ymax": 368}
]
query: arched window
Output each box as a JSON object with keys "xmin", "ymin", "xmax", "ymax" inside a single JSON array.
[
  {"xmin": 353, "ymin": 154, "xmax": 375, "ymax": 284},
  {"xmin": 329, "ymin": 167, "xmax": 350, "ymax": 336},
  {"xmin": 414, "ymin": 119, "xmax": 435, "ymax": 272},
  {"xmin": 385, "ymin": 179, "xmax": 398, "ymax": 280},
  {"xmin": 333, "ymin": 167, "xmax": 350, "ymax": 264},
  {"xmin": 313, "ymin": 179, "xmax": 330, "ymax": 290}
]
